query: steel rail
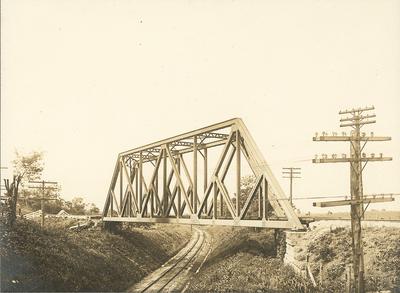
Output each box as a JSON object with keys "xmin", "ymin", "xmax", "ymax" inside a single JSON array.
[
  {"xmin": 150, "ymin": 230, "xmax": 206, "ymax": 292},
  {"xmin": 134, "ymin": 229, "xmax": 205, "ymax": 293}
]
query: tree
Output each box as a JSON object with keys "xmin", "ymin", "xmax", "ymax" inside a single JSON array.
[
  {"xmin": 1, "ymin": 151, "xmax": 43, "ymax": 226},
  {"xmin": 239, "ymin": 175, "xmax": 260, "ymax": 218},
  {"xmin": 12, "ymin": 151, "xmax": 44, "ymax": 205},
  {"xmin": 231, "ymin": 175, "xmax": 275, "ymax": 219},
  {"xmin": 3, "ymin": 175, "xmax": 22, "ymax": 227},
  {"xmin": 44, "ymin": 198, "xmax": 63, "ymax": 214},
  {"xmin": 85, "ymin": 203, "xmax": 100, "ymax": 215},
  {"xmin": 61, "ymin": 199, "xmax": 73, "ymax": 212},
  {"xmin": 13, "ymin": 150, "xmax": 44, "ymax": 182},
  {"xmin": 70, "ymin": 197, "xmax": 86, "ymax": 215},
  {"xmin": 215, "ymin": 175, "xmax": 269, "ymax": 218}
]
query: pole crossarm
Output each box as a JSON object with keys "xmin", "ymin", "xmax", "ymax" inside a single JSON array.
[
  {"xmin": 339, "ymin": 114, "xmax": 376, "ymax": 122},
  {"xmin": 313, "ymin": 197, "xmax": 394, "ymax": 207},
  {"xmin": 28, "ymin": 180, "xmax": 59, "ymax": 227},
  {"xmin": 339, "ymin": 106, "xmax": 375, "ymax": 114},
  {"xmin": 282, "ymin": 167, "xmax": 302, "ymax": 206},
  {"xmin": 102, "ymin": 118, "xmax": 304, "ymax": 230},
  {"xmin": 313, "ymin": 157, "xmax": 392, "ymax": 163},
  {"xmin": 340, "ymin": 120, "xmax": 376, "ymax": 127},
  {"xmin": 313, "ymin": 136, "xmax": 391, "ymax": 142},
  {"xmin": 29, "ymin": 181, "xmax": 58, "ymax": 185},
  {"xmin": 313, "ymin": 105, "xmax": 392, "ymax": 293}
]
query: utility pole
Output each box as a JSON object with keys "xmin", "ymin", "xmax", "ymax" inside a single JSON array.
[
  {"xmin": 282, "ymin": 167, "xmax": 301, "ymax": 205},
  {"xmin": 0, "ymin": 167, "xmax": 8, "ymax": 188},
  {"xmin": 312, "ymin": 106, "xmax": 392, "ymax": 293},
  {"xmin": 29, "ymin": 180, "xmax": 58, "ymax": 227}
]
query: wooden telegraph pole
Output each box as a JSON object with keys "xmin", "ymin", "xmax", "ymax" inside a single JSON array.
[
  {"xmin": 312, "ymin": 106, "xmax": 392, "ymax": 293},
  {"xmin": 282, "ymin": 167, "xmax": 301, "ymax": 205},
  {"xmin": 29, "ymin": 180, "xmax": 58, "ymax": 227},
  {"xmin": 1, "ymin": 167, "xmax": 8, "ymax": 192},
  {"xmin": 0, "ymin": 166, "xmax": 7, "ymax": 193}
]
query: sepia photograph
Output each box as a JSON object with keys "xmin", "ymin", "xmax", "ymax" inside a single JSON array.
[{"xmin": 1, "ymin": 0, "xmax": 399, "ymax": 292}]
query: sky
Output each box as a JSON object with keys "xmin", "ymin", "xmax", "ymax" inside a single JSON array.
[{"xmin": 1, "ymin": 0, "xmax": 400, "ymax": 214}]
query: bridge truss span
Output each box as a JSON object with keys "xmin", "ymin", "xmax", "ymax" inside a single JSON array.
[{"xmin": 102, "ymin": 118, "xmax": 304, "ymax": 230}]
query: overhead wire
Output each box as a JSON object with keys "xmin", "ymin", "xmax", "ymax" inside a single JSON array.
[{"xmin": 274, "ymin": 193, "xmax": 400, "ymax": 201}]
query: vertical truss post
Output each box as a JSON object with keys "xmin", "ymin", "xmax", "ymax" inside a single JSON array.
[
  {"xmin": 149, "ymin": 189, "xmax": 153, "ymax": 218},
  {"xmin": 193, "ymin": 135, "xmax": 198, "ymax": 214},
  {"xmin": 258, "ymin": 190, "xmax": 262, "ymax": 219},
  {"xmin": 220, "ymin": 191, "xmax": 223, "ymax": 217},
  {"xmin": 128, "ymin": 172, "xmax": 132, "ymax": 217},
  {"xmin": 203, "ymin": 148, "xmax": 208, "ymax": 215},
  {"xmin": 213, "ymin": 180, "xmax": 218, "ymax": 219},
  {"xmin": 120, "ymin": 161, "xmax": 123, "ymax": 208},
  {"xmin": 165, "ymin": 147, "xmax": 194, "ymax": 214},
  {"xmin": 154, "ymin": 174, "xmax": 158, "ymax": 215},
  {"xmin": 163, "ymin": 150, "xmax": 168, "ymax": 216},
  {"xmin": 139, "ymin": 152, "xmax": 143, "ymax": 214},
  {"xmin": 103, "ymin": 118, "xmax": 304, "ymax": 230},
  {"xmin": 151, "ymin": 164, "xmax": 157, "ymax": 218},
  {"xmin": 236, "ymin": 130, "xmax": 241, "ymax": 219},
  {"xmin": 177, "ymin": 156, "xmax": 181, "ymax": 218},
  {"xmin": 128, "ymin": 186, "xmax": 131, "ymax": 217},
  {"xmin": 126, "ymin": 165, "xmax": 132, "ymax": 217},
  {"xmin": 236, "ymin": 120, "xmax": 287, "ymax": 218},
  {"xmin": 135, "ymin": 165, "xmax": 138, "ymax": 215},
  {"xmin": 263, "ymin": 177, "xmax": 268, "ymax": 220}
]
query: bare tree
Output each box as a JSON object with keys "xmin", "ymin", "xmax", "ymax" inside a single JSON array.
[
  {"xmin": 2, "ymin": 151, "xmax": 44, "ymax": 227},
  {"xmin": 3, "ymin": 175, "xmax": 22, "ymax": 227}
]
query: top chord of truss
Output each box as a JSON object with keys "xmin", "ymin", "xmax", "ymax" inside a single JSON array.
[{"xmin": 103, "ymin": 118, "xmax": 304, "ymax": 230}]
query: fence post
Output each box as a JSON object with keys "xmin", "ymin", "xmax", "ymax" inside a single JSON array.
[{"xmin": 346, "ymin": 264, "xmax": 353, "ymax": 293}]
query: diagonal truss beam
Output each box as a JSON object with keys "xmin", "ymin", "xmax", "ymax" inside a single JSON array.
[
  {"xmin": 103, "ymin": 118, "xmax": 304, "ymax": 230},
  {"xmin": 165, "ymin": 146, "xmax": 194, "ymax": 214},
  {"xmin": 235, "ymin": 119, "xmax": 302, "ymax": 228},
  {"xmin": 240, "ymin": 174, "xmax": 263, "ymax": 219},
  {"xmin": 120, "ymin": 159, "xmax": 139, "ymax": 213},
  {"xmin": 141, "ymin": 149, "xmax": 164, "ymax": 216}
]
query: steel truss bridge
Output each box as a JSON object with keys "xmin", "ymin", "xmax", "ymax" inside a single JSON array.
[{"xmin": 102, "ymin": 118, "xmax": 304, "ymax": 230}]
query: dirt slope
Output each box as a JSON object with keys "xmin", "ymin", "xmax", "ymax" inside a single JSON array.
[
  {"xmin": 0, "ymin": 219, "xmax": 190, "ymax": 292},
  {"xmin": 187, "ymin": 227, "xmax": 315, "ymax": 293},
  {"xmin": 307, "ymin": 226, "xmax": 400, "ymax": 292}
]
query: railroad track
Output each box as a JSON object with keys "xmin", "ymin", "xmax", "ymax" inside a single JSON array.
[{"xmin": 127, "ymin": 228, "xmax": 210, "ymax": 293}]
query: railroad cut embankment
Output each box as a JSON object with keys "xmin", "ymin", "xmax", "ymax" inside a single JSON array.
[
  {"xmin": 0, "ymin": 219, "xmax": 190, "ymax": 292},
  {"xmin": 306, "ymin": 224, "xmax": 399, "ymax": 292},
  {"xmin": 186, "ymin": 225, "xmax": 399, "ymax": 293},
  {"xmin": 187, "ymin": 227, "xmax": 315, "ymax": 292}
]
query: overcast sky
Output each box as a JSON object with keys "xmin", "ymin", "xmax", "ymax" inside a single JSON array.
[{"xmin": 2, "ymin": 0, "xmax": 399, "ymax": 213}]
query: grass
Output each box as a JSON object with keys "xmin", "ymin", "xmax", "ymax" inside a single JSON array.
[
  {"xmin": 3, "ymin": 219, "xmax": 396, "ymax": 292},
  {"xmin": 187, "ymin": 227, "xmax": 315, "ymax": 293},
  {"xmin": 188, "ymin": 226, "xmax": 399, "ymax": 292},
  {"xmin": 0, "ymin": 218, "xmax": 190, "ymax": 292},
  {"xmin": 307, "ymin": 226, "xmax": 400, "ymax": 292}
]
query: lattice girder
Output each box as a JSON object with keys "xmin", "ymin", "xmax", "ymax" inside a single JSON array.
[{"xmin": 102, "ymin": 118, "xmax": 304, "ymax": 230}]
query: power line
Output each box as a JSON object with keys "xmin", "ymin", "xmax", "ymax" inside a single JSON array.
[
  {"xmin": 284, "ymin": 193, "xmax": 400, "ymax": 201},
  {"xmin": 312, "ymin": 105, "xmax": 392, "ymax": 293},
  {"xmin": 282, "ymin": 167, "xmax": 301, "ymax": 205},
  {"xmin": 29, "ymin": 180, "xmax": 58, "ymax": 227}
]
